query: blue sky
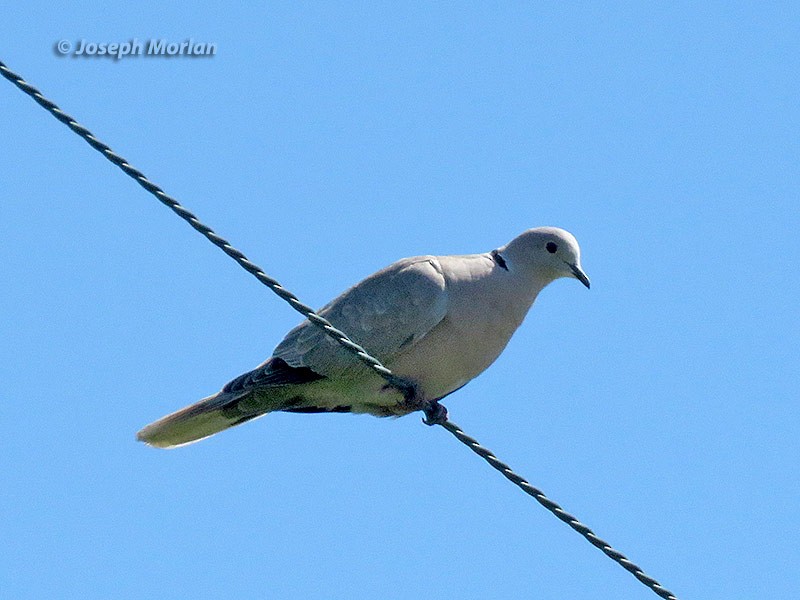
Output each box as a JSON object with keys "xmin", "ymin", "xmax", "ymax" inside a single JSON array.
[{"xmin": 2, "ymin": 3, "xmax": 798, "ymax": 599}]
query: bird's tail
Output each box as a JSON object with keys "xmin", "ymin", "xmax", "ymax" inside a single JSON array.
[{"xmin": 137, "ymin": 390, "xmax": 270, "ymax": 449}]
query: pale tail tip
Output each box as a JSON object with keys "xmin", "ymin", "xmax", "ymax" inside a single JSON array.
[{"xmin": 136, "ymin": 424, "xmax": 179, "ymax": 449}]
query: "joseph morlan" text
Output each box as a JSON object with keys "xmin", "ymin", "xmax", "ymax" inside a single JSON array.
[{"xmin": 65, "ymin": 38, "xmax": 217, "ymax": 59}]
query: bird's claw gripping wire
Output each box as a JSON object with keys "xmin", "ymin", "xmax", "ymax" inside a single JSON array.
[
  {"xmin": 384, "ymin": 374, "xmax": 449, "ymax": 425},
  {"xmin": 421, "ymin": 399, "xmax": 448, "ymax": 426}
]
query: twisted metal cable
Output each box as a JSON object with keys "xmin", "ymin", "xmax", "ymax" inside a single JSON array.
[
  {"xmin": 1, "ymin": 59, "xmax": 678, "ymax": 600},
  {"xmin": 0, "ymin": 60, "xmax": 390, "ymax": 381},
  {"xmin": 440, "ymin": 420, "xmax": 677, "ymax": 599}
]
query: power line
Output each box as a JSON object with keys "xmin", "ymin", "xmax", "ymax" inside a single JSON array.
[{"xmin": 1, "ymin": 59, "xmax": 678, "ymax": 600}]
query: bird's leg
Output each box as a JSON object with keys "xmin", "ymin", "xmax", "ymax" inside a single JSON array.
[
  {"xmin": 384, "ymin": 374, "xmax": 420, "ymax": 407},
  {"xmin": 383, "ymin": 375, "xmax": 449, "ymax": 426}
]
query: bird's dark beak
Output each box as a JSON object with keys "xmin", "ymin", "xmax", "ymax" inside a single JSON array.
[{"xmin": 570, "ymin": 263, "xmax": 591, "ymax": 289}]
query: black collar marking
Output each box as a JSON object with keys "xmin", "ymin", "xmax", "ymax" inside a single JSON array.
[{"xmin": 491, "ymin": 249, "xmax": 509, "ymax": 271}]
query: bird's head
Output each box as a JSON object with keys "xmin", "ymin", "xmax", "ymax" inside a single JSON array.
[{"xmin": 499, "ymin": 227, "xmax": 590, "ymax": 289}]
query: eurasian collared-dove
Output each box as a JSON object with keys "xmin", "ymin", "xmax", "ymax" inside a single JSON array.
[{"xmin": 137, "ymin": 227, "xmax": 589, "ymax": 448}]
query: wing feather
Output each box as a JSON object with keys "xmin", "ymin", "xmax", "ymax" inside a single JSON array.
[{"xmin": 273, "ymin": 256, "xmax": 448, "ymax": 377}]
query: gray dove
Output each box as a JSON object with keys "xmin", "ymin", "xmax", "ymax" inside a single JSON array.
[{"xmin": 137, "ymin": 227, "xmax": 589, "ymax": 448}]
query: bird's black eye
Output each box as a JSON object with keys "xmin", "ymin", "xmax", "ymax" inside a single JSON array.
[{"xmin": 546, "ymin": 242, "xmax": 558, "ymax": 254}]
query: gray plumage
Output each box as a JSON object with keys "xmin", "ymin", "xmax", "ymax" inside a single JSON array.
[{"xmin": 137, "ymin": 227, "xmax": 589, "ymax": 448}]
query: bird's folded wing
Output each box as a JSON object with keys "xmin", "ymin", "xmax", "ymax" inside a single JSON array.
[{"xmin": 272, "ymin": 256, "xmax": 449, "ymax": 377}]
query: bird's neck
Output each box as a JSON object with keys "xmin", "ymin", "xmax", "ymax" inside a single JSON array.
[{"xmin": 491, "ymin": 269, "xmax": 547, "ymax": 331}]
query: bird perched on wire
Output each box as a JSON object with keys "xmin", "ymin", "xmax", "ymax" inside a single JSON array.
[{"xmin": 137, "ymin": 227, "xmax": 590, "ymax": 448}]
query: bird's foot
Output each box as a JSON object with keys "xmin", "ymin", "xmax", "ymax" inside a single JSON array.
[
  {"xmin": 383, "ymin": 375, "xmax": 449, "ymax": 425},
  {"xmin": 421, "ymin": 399, "xmax": 448, "ymax": 426}
]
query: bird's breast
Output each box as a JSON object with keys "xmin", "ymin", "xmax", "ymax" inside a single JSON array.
[{"xmin": 387, "ymin": 298, "xmax": 528, "ymax": 400}]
